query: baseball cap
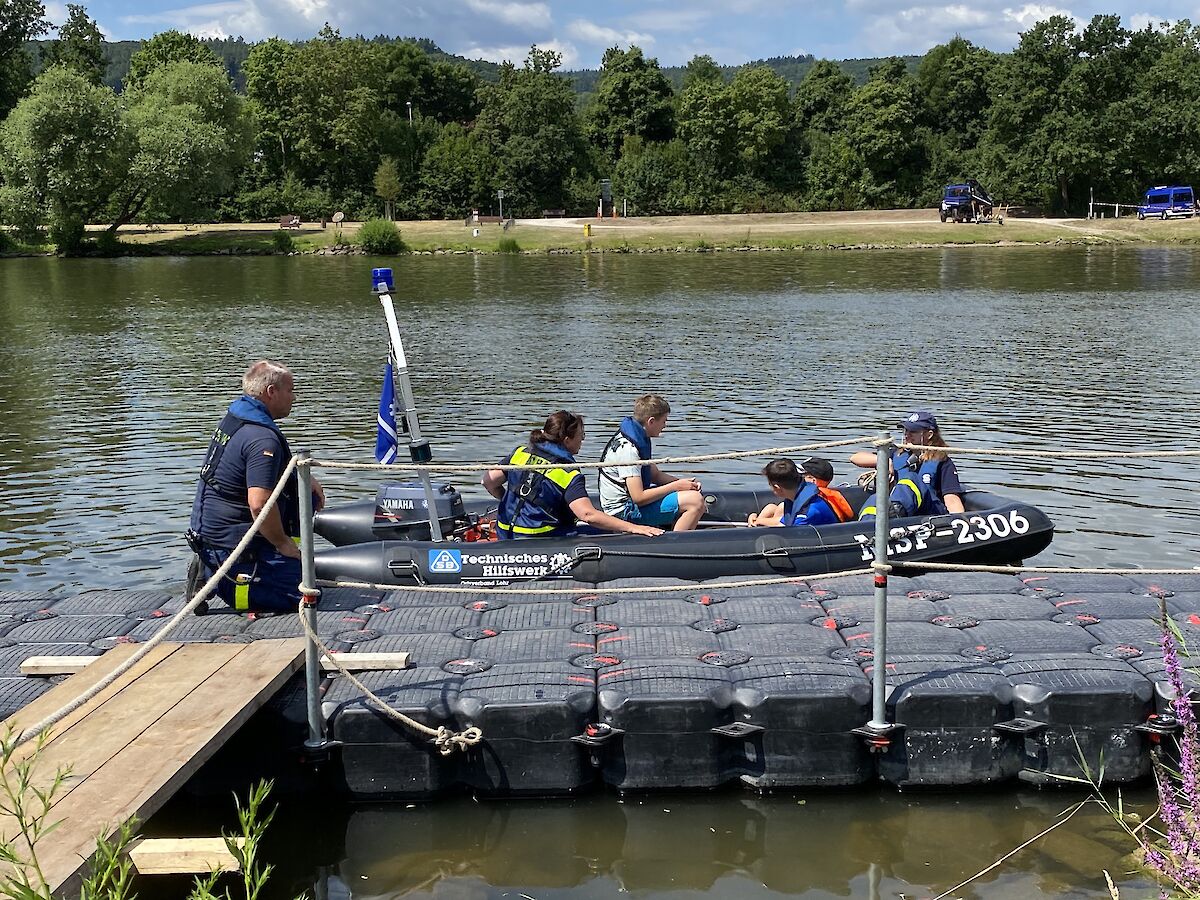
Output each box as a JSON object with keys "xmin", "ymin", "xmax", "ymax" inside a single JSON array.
[
  {"xmin": 800, "ymin": 457, "xmax": 835, "ymax": 483},
  {"xmin": 899, "ymin": 411, "xmax": 939, "ymax": 432}
]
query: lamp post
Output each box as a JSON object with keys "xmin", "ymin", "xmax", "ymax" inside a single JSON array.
[
  {"xmin": 406, "ymin": 100, "xmax": 413, "ymax": 125},
  {"xmin": 498, "ymin": 189, "xmax": 505, "ymax": 221}
]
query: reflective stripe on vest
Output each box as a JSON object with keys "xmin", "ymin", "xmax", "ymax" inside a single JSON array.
[
  {"xmin": 889, "ymin": 458, "xmax": 943, "ymax": 517},
  {"xmin": 497, "ymin": 446, "xmax": 581, "ymax": 539}
]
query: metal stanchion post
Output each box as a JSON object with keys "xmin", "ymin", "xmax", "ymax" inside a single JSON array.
[
  {"xmin": 297, "ymin": 451, "xmax": 326, "ymax": 751},
  {"xmin": 853, "ymin": 435, "xmax": 904, "ymax": 751},
  {"xmin": 868, "ymin": 437, "xmax": 891, "ymax": 729}
]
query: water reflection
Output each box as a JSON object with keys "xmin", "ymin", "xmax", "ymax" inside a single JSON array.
[{"xmin": 324, "ymin": 790, "xmax": 1153, "ymax": 899}]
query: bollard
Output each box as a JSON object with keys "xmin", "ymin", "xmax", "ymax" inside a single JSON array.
[
  {"xmin": 584, "ymin": 223, "xmax": 592, "ymax": 237},
  {"xmin": 868, "ymin": 436, "xmax": 892, "ymax": 729},
  {"xmin": 297, "ymin": 451, "xmax": 325, "ymax": 750}
]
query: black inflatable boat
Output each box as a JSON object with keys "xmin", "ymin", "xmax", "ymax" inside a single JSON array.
[{"xmin": 313, "ymin": 483, "xmax": 1053, "ymax": 586}]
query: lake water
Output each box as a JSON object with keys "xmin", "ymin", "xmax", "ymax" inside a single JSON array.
[{"xmin": 2, "ymin": 247, "xmax": 1193, "ymax": 897}]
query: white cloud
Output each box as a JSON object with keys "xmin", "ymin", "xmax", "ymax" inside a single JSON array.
[
  {"xmin": 465, "ymin": 0, "xmax": 551, "ymax": 28},
  {"xmin": 565, "ymin": 18, "xmax": 653, "ymax": 46},
  {"xmin": 461, "ymin": 38, "xmax": 579, "ymax": 66}
]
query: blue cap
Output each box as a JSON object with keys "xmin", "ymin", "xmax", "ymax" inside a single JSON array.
[
  {"xmin": 899, "ymin": 410, "xmax": 939, "ymax": 432},
  {"xmin": 372, "ymin": 268, "xmax": 394, "ymax": 294}
]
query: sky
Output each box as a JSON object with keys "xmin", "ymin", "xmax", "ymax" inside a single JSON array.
[{"xmin": 53, "ymin": 0, "xmax": 1198, "ymax": 65}]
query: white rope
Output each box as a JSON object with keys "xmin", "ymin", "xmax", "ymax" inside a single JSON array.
[
  {"xmin": 317, "ymin": 566, "xmax": 877, "ymax": 595},
  {"xmin": 14, "ymin": 458, "xmax": 300, "ymax": 748},
  {"xmin": 308, "ymin": 436, "xmax": 875, "ymax": 473},
  {"xmin": 303, "ymin": 436, "xmax": 1200, "ymax": 478},
  {"xmin": 294, "ymin": 602, "xmax": 482, "ymax": 755},
  {"xmin": 894, "ymin": 441, "xmax": 1200, "ymax": 460},
  {"xmin": 892, "ymin": 560, "xmax": 1200, "ymax": 576}
]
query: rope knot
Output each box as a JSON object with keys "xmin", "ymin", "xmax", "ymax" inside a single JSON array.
[{"xmin": 434, "ymin": 725, "xmax": 484, "ymax": 755}]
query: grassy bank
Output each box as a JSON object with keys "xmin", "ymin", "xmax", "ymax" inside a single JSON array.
[{"xmin": 7, "ymin": 209, "xmax": 1200, "ymax": 257}]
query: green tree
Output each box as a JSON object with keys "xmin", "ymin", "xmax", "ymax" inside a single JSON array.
[
  {"xmin": 585, "ymin": 45, "xmax": 674, "ymax": 160},
  {"xmin": 0, "ymin": 65, "xmax": 126, "ymax": 250},
  {"xmin": 794, "ymin": 59, "xmax": 853, "ymax": 134},
  {"xmin": 843, "ymin": 58, "xmax": 924, "ymax": 207},
  {"xmin": 242, "ymin": 36, "xmax": 299, "ymax": 179},
  {"xmin": 374, "ymin": 156, "xmax": 401, "ymax": 219},
  {"xmin": 0, "ymin": 0, "xmax": 49, "ymax": 117},
  {"xmin": 125, "ymin": 29, "xmax": 224, "ymax": 87},
  {"xmin": 415, "ymin": 123, "xmax": 491, "ymax": 216},
  {"xmin": 44, "ymin": 4, "xmax": 105, "ymax": 84},
  {"xmin": 111, "ymin": 60, "xmax": 248, "ymax": 228},
  {"xmin": 473, "ymin": 45, "xmax": 585, "ymax": 212}
]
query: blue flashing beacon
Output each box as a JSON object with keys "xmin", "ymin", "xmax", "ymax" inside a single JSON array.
[{"xmin": 372, "ymin": 267, "xmax": 394, "ymax": 294}]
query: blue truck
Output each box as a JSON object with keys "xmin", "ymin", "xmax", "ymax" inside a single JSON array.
[
  {"xmin": 1137, "ymin": 185, "xmax": 1195, "ymax": 219},
  {"xmin": 940, "ymin": 180, "xmax": 997, "ymax": 223}
]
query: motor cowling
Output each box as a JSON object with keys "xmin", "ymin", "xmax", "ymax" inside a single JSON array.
[{"xmin": 373, "ymin": 482, "xmax": 466, "ymax": 541}]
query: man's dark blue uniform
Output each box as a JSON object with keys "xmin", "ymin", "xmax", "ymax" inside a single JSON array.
[{"xmin": 188, "ymin": 362, "xmax": 318, "ymax": 612}]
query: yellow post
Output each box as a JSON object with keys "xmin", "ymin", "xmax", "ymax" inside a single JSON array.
[{"xmin": 583, "ymin": 223, "xmax": 592, "ymax": 237}]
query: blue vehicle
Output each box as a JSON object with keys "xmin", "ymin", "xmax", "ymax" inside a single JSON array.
[
  {"xmin": 940, "ymin": 179, "xmax": 996, "ymax": 223},
  {"xmin": 1137, "ymin": 185, "xmax": 1195, "ymax": 219}
]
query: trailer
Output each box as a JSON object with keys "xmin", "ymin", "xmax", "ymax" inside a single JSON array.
[{"xmin": 940, "ymin": 180, "xmax": 1004, "ymax": 224}]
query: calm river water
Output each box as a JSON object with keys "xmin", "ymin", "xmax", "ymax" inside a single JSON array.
[{"xmin": 2, "ymin": 247, "xmax": 1195, "ymax": 897}]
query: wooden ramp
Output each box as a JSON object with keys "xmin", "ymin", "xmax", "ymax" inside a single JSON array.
[{"xmin": 0, "ymin": 639, "xmax": 306, "ymax": 895}]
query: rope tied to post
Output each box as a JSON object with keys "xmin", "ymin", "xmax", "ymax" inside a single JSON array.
[{"xmin": 294, "ymin": 599, "xmax": 484, "ymax": 755}]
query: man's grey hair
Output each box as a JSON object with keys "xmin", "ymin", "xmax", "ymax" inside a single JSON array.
[{"xmin": 242, "ymin": 360, "xmax": 291, "ymax": 397}]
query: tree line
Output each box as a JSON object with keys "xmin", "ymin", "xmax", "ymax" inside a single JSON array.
[{"xmin": 3, "ymin": 1, "xmax": 1200, "ymax": 252}]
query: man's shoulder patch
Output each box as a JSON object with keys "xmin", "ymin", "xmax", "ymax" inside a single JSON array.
[{"xmin": 262, "ymin": 450, "xmax": 275, "ymax": 457}]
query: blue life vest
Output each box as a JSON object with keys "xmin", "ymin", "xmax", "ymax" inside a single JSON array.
[
  {"xmin": 191, "ymin": 395, "xmax": 301, "ymax": 547},
  {"xmin": 497, "ymin": 441, "xmax": 582, "ymax": 540},
  {"xmin": 781, "ymin": 483, "xmax": 821, "ymax": 526},
  {"xmin": 600, "ymin": 417, "xmax": 655, "ymax": 494}
]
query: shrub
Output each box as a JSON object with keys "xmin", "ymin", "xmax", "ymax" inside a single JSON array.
[
  {"xmin": 357, "ymin": 218, "xmax": 406, "ymax": 255},
  {"xmin": 271, "ymin": 230, "xmax": 295, "ymax": 253},
  {"xmin": 0, "ymin": 230, "xmax": 11, "ymax": 253},
  {"xmin": 497, "ymin": 237, "xmax": 521, "ymax": 254},
  {"xmin": 95, "ymin": 230, "xmax": 122, "ymax": 257},
  {"xmin": 49, "ymin": 216, "xmax": 86, "ymax": 256}
]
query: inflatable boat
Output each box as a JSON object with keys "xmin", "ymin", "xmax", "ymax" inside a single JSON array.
[{"xmin": 313, "ymin": 482, "xmax": 1054, "ymax": 587}]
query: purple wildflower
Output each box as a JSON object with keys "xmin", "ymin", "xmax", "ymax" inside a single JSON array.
[{"xmin": 1162, "ymin": 625, "xmax": 1200, "ymax": 809}]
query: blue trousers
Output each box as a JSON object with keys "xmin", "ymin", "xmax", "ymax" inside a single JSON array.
[{"xmin": 198, "ymin": 544, "xmax": 302, "ymax": 612}]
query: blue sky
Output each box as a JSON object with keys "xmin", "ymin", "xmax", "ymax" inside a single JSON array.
[{"xmin": 58, "ymin": 0, "xmax": 1196, "ymax": 65}]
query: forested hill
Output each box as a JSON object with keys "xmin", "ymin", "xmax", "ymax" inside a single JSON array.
[
  {"xmin": 567, "ymin": 54, "xmax": 920, "ymax": 93},
  {"xmin": 27, "ymin": 35, "xmax": 914, "ymax": 93}
]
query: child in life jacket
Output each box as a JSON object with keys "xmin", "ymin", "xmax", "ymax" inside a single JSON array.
[{"xmin": 748, "ymin": 457, "xmax": 854, "ymax": 527}]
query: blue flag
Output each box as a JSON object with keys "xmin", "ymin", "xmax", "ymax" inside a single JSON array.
[{"xmin": 375, "ymin": 361, "xmax": 399, "ymax": 464}]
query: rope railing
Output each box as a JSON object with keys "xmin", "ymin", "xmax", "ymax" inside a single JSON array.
[
  {"xmin": 310, "ymin": 436, "xmax": 876, "ymax": 473},
  {"xmin": 316, "ymin": 566, "xmax": 877, "ymax": 596},
  {"xmin": 14, "ymin": 456, "xmax": 300, "ymax": 748},
  {"xmin": 304, "ymin": 435, "xmax": 1200, "ymax": 477}
]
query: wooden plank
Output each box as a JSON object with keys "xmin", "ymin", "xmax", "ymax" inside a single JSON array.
[
  {"xmin": 33, "ymin": 639, "xmax": 305, "ymax": 894},
  {"xmin": 321, "ymin": 651, "xmax": 409, "ymax": 672},
  {"xmin": 4, "ymin": 643, "xmax": 184, "ymax": 766},
  {"xmin": 128, "ymin": 837, "xmax": 244, "ymax": 875},
  {"xmin": 20, "ymin": 656, "xmax": 97, "ymax": 677},
  {"xmin": 5, "ymin": 644, "xmax": 243, "ymax": 800}
]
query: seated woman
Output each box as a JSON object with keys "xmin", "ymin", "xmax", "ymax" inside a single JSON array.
[
  {"xmin": 849, "ymin": 410, "xmax": 965, "ymax": 516},
  {"xmin": 482, "ymin": 411, "xmax": 664, "ymax": 540}
]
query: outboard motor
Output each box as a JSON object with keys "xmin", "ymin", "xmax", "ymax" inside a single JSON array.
[
  {"xmin": 314, "ymin": 481, "xmax": 472, "ymax": 544},
  {"xmin": 373, "ymin": 482, "xmax": 467, "ymax": 541}
]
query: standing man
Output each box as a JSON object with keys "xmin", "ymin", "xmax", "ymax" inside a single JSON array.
[{"xmin": 187, "ymin": 360, "xmax": 324, "ymax": 612}]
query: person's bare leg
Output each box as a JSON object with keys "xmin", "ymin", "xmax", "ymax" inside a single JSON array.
[{"xmin": 673, "ymin": 490, "xmax": 705, "ymax": 531}]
